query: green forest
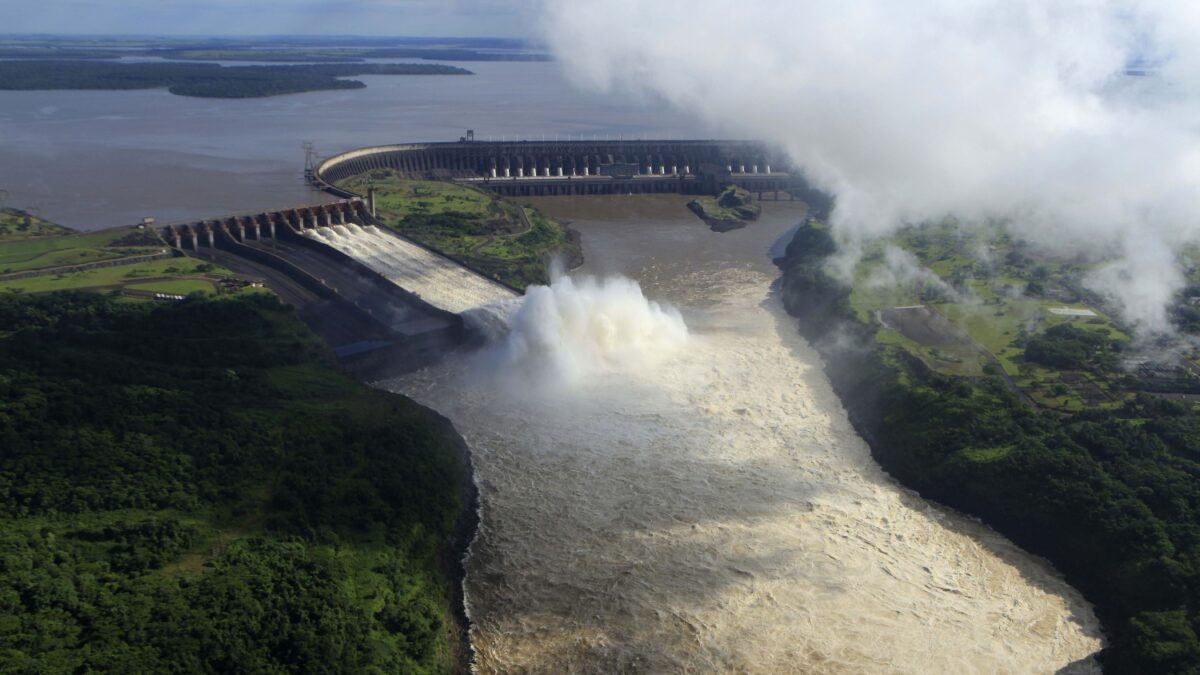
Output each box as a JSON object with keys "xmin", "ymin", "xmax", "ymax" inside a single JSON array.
[
  {"xmin": 780, "ymin": 221, "xmax": 1200, "ymax": 673},
  {"xmin": 0, "ymin": 291, "xmax": 471, "ymax": 673},
  {"xmin": 0, "ymin": 61, "xmax": 472, "ymax": 98}
]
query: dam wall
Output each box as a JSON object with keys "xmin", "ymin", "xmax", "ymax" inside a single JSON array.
[
  {"xmin": 157, "ymin": 200, "xmax": 467, "ymax": 354},
  {"xmin": 311, "ymin": 139, "xmax": 798, "ymax": 198},
  {"xmin": 160, "ymin": 198, "xmax": 370, "ymax": 251}
]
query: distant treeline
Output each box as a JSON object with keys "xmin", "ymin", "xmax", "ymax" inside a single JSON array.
[
  {"xmin": 779, "ymin": 221, "xmax": 1200, "ymax": 673},
  {"xmin": 0, "ymin": 44, "xmax": 548, "ymax": 63},
  {"xmin": 0, "ymin": 292, "xmax": 471, "ymax": 672},
  {"xmin": 0, "ymin": 60, "xmax": 472, "ymax": 98}
]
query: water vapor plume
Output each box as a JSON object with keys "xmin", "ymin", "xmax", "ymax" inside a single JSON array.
[
  {"xmin": 540, "ymin": 1, "xmax": 1200, "ymax": 334},
  {"xmin": 478, "ymin": 274, "xmax": 688, "ymax": 386}
]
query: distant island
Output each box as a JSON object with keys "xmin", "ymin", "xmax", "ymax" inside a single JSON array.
[
  {"xmin": 0, "ymin": 34, "xmax": 550, "ymax": 63},
  {"xmin": 0, "ymin": 61, "xmax": 473, "ymax": 98},
  {"xmin": 687, "ymin": 184, "xmax": 761, "ymax": 232}
]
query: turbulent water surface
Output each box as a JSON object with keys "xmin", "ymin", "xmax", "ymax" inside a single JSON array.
[
  {"xmin": 384, "ymin": 195, "xmax": 1103, "ymax": 673},
  {"xmin": 304, "ymin": 223, "xmax": 516, "ymax": 313}
]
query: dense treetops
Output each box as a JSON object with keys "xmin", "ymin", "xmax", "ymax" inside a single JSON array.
[{"xmin": 0, "ymin": 292, "xmax": 467, "ymax": 673}]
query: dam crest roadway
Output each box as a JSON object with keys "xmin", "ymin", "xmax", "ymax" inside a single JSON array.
[{"xmin": 311, "ymin": 137, "xmax": 798, "ymax": 199}]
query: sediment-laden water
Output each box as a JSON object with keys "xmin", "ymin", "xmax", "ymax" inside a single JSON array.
[{"xmin": 384, "ymin": 196, "xmax": 1102, "ymax": 673}]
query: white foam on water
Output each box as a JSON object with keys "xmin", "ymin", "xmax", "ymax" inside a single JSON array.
[
  {"xmin": 302, "ymin": 223, "xmax": 516, "ymax": 314},
  {"xmin": 479, "ymin": 274, "xmax": 688, "ymax": 386}
]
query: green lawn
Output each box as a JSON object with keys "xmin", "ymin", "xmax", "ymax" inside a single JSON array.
[
  {"xmin": 847, "ymin": 223, "xmax": 1131, "ymax": 397},
  {"xmin": 0, "ymin": 258, "xmax": 233, "ymax": 293},
  {"xmin": 938, "ymin": 301, "xmax": 1041, "ymax": 375},
  {"xmin": 0, "ymin": 225, "xmax": 166, "ymax": 273},
  {"xmin": 338, "ymin": 171, "xmax": 500, "ymax": 220},
  {"xmin": 126, "ymin": 279, "xmax": 217, "ymax": 295},
  {"xmin": 875, "ymin": 325, "xmax": 986, "ymax": 377},
  {"xmin": 0, "ymin": 207, "xmax": 73, "ymax": 239}
]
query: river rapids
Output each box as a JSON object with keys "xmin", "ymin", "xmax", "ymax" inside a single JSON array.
[{"xmin": 382, "ymin": 196, "xmax": 1102, "ymax": 674}]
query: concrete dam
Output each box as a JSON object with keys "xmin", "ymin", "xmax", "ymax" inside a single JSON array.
[
  {"xmin": 161, "ymin": 197, "xmax": 514, "ymax": 316},
  {"xmin": 157, "ymin": 197, "xmax": 514, "ymax": 377},
  {"xmin": 160, "ymin": 138, "xmax": 802, "ymax": 373},
  {"xmin": 310, "ymin": 137, "xmax": 797, "ymax": 198}
]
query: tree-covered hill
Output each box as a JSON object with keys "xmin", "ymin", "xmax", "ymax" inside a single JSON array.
[{"xmin": 0, "ymin": 291, "xmax": 471, "ymax": 673}]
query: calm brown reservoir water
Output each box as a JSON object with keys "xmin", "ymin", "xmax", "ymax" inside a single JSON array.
[{"xmin": 0, "ymin": 61, "xmax": 703, "ymax": 229}]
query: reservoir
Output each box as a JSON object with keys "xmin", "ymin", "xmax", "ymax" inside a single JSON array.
[{"xmin": 0, "ymin": 61, "xmax": 705, "ymax": 230}]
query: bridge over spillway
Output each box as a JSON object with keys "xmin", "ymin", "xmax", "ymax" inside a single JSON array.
[{"xmin": 310, "ymin": 138, "xmax": 797, "ymax": 198}]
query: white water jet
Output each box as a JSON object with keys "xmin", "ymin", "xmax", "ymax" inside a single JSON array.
[
  {"xmin": 301, "ymin": 224, "xmax": 516, "ymax": 313},
  {"xmin": 480, "ymin": 274, "xmax": 688, "ymax": 385}
]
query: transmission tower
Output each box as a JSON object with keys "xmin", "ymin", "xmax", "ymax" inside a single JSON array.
[{"xmin": 302, "ymin": 142, "xmax": 316, "ymax": 175}]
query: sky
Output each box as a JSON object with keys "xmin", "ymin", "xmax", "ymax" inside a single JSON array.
[{"xmin": 0, "ymin": 0, "xmax": 535, "ymax": 37}]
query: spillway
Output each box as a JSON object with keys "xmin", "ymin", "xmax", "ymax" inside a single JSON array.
[
  {"xmin": 303, "ymin": 223, "xmax": 517, "ymax": 314},
  {"xmin": 383, "ymin": 196, "xmax": 1102, "ymax": 673}
]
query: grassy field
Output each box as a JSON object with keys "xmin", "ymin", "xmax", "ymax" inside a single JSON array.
[
  {"xmin": 335, "ymin": 170, "xmax": 579, "ymax": 288},
  {"xmin": 339, "ymin": 174, "xmax": 505, "ymax": 221},
  {"xmin": 0, "ymin": 225, "xmax": 166, "ymax": 273},
  {"xmin": 0, "ymin": 207, "xmax": 73, "ymax": 239},
  {"xmin": 0, "ymin": 255, "xmax": 236, "ymax": 295},
  {"xmin": 126, "ymin": 278, "xmax": 218, "ymax": 295},
  {"xmin": 0, "ymin": 215, "xmax": 247, "ymax": 298},
  {"xmin": 841, "ymin": 220, "xmax": 1145, "ymax": 412}
]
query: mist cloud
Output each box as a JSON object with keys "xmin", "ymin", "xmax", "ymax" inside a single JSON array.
[{"xmin": 540, "ymin": 1, "xmax": 1200, "ymax": 334}]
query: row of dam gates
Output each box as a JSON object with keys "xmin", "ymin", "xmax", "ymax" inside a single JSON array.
[
  {"xmin": 161, "ymin": 199, "xmax": 369, "ymax": 250},
  {"xmin": 310, "ymin": 138, "xmax": 798, "ymax": 198}
]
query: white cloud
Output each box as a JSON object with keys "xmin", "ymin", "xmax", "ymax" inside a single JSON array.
[{"xmin": 541, "ymin": 0, "xmax": 1200, "ymax": 334}]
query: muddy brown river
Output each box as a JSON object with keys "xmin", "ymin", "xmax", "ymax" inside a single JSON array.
[{"xmin": 385, "ymin": 195, "xmax": 1103, "ymax": 673}]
